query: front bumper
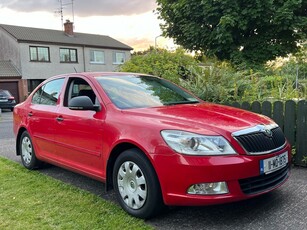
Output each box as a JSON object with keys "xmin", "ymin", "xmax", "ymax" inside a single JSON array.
[{"xmin": 153, "ymin": 143, "xmax": 291, "ymax": 206}]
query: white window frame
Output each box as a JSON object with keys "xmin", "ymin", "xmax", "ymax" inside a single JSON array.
[
  {"xmin": 113, "ymin": 51, "xmax": 126, "ymax": 64},
  {"xmin": 90, "ymin": 50, "xmax": 105, "ymax": 64}
]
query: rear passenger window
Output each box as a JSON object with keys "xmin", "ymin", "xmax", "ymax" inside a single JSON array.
[{"xmin": 32, "ymin": 78, "xmax": 65, "ymax": 106}]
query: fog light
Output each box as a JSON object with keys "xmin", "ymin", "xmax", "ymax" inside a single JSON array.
[{"xmin": 187, "ymin": 182, "xmax": 229, "ymax": 195}]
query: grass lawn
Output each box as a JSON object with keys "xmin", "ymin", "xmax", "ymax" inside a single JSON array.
[{"xmin": 0, "ymin": 157, "xmax": 152, "ymax": 230}]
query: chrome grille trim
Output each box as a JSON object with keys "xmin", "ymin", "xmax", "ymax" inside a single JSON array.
[
  {"xmin": 232, "ymin": 124, "xmax": 287, "ymax": 155},
  {"xmin": 232, "ymin": 124, "xmax": 278, "ymax": 136}
]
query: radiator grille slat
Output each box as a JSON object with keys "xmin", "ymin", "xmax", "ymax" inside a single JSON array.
[{"xmin": 235, "ymin": 127, "xmax": 286, "ymax": 154}]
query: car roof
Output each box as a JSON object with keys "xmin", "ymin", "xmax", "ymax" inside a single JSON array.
[
  {"xmin": 55, "ymin": 72, "xmax": 153, "ymax": 79},
  {"xmin": 44, "ymin": 72, "xmax": 157, "ymax": 85}
]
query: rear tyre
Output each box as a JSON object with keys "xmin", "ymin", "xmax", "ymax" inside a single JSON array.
[
  {"xmin": 113, "ymin": 148, "xmax": 164, "ymax": 219},
  {"xmin": 19, "ymin": 131, "xmax": 41, "ymax": 169}
]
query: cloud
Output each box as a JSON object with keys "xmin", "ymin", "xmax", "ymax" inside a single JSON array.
[
  {"xmin": 0, "ymin": 0, "xmax": 157, "ymax": 16},
  {"xmin": 121, "ymin": 37, "xmax": 154, "ymax": 51}
]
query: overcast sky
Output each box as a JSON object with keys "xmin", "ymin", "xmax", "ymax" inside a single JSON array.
[
  {"xmin": 0, "ymin": 0, "xmax": 172, "ymax": 50},
  {"xmin": 0, "ymin": 0, "xmax": 157, "ymax": 16}
]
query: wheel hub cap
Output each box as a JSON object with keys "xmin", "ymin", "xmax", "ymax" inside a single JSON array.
[
  {"xmin": 117, "ymin": 161, "xmax": 147, "ymax": 210},
  {"xmin": 21, "ymin": 136, "xmax": 32, "ymax": 165}
]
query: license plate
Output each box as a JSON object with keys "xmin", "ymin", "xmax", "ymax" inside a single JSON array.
[
  {"xmin": 260, "ymin": 152, "xmax": 288, "ymax": 175},
  {"xmin": 0, "ymin": 99, "xmax": 8, "ymax": 102}
]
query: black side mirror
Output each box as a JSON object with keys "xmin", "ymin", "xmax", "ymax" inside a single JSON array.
[{"xmin": 68, "ymin": 96, "xmax": 100, "ymax": 111}]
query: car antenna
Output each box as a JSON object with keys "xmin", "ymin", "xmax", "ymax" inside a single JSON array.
[{"xmin": 73, "ymin": 67, "xmax": 77, "ymax": 73}]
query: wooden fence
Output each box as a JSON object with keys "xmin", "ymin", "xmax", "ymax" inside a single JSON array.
[{"xmin": 225, "ymin": 100, "xmax": 307, "ymax": 166}]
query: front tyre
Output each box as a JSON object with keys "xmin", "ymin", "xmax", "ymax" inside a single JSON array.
[
  {"xmin": 113, "ymin": 149, "xmax": 164, "ymax": 219},
  {"xmin": 19, "ymin": 131, "xmax": 41, "ymax": 169}
]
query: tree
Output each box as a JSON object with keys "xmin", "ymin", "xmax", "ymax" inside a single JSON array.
[{"xmin": 156, "ymin": 0, "xmax": 307, "ymax": 67}]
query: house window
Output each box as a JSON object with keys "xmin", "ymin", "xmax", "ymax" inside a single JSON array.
[
  {"xmin": 29, "ymin": 46, "xmax": 50, "ymax": 62},
  {"xmin": 113, "ymin": 52, "xmax": 126, "ymax": 64},
  {"xmin": 90, "ymin": 50, "xmax": 105, "ymax": 64},
  {"xmin": 60, "ymin": 48, "xmax": 77, "ymax": 63}
]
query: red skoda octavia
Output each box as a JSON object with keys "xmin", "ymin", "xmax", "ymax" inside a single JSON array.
[{"xmin": 13, "ymin": 72, "xmax": 291, "ymax": 218}]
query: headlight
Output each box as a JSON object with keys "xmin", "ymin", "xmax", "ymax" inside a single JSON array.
[{"xmin": 161, "ymin": 130, "xmax": 236, "ymax": 155}]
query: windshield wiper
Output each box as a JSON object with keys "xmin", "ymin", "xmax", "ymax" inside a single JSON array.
[{"xmin": 164, "ymin": 100, "xmax": 199, "ymax": 106}]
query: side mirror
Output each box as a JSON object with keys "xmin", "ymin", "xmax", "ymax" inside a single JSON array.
[{"xmin": 68, "ymin": 96, "xmax": 100, "ymax": 112}]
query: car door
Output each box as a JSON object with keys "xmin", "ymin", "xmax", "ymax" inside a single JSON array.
[
  {"xmin": 27, "ymin": 77, "xmax": 65, "ymax": 159},
  {"xmin": 54, "ymin": 76, "xmax": 105, "ymax": 179}
]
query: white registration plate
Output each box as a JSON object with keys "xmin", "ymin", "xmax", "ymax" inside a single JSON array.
[
  {"xmin": 260, "ymin": 152, "xmax": 288, "ymax": 174},
  {"xmin": 0, "ymin": 99, "xmax": 8, "ymax": 102}
]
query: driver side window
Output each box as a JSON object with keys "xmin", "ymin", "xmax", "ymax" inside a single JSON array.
[{"xmin": 64, "ymin": 77, "xmax": 97, "ymax": 107}]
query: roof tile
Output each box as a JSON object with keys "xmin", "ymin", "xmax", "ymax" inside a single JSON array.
[
  {"xmin": 0, "ymin": 61, "xmax": 21, "ymax": 77},
  {"xmin": 0, "ymin": 24, "xmax": 132, "ymax": 50}
]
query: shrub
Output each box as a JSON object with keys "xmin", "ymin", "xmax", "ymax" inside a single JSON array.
[
  {"xmin": 119, "ymin": 47, "xmax": 201, "ymax": 84},
  {"xmin": 120, "ymin": 47, "xmax": 306, "ymax": 103}
]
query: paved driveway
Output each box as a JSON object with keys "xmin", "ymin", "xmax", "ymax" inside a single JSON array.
[{"xmin": 1, "ymin": 111, "xmax": 307, "ymax": 229}]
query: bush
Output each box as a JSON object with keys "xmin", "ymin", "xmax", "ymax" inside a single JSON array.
[
  {"xmin": 119, "ymin": 47, "xmax": 201, "ymax": 84},
  {"xmin": 182, "ymin": 54, "xmax": 306, "ymax": 103},
  {"xmin": 120, "ymin": 47, "xmax": 306, "ymax": 103}
]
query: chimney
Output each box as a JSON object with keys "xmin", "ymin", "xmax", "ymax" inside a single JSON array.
[{"xmin": 64, "ymin": 19, "xmax": 74, "ymax": 36}]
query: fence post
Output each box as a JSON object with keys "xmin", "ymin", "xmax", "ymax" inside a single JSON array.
[
  {"xmin": 232, "ymin": 102, "xmax": 241, "ymax": 108},
  {"xmin": 284, "ymin": 100, "xmax": 296, "ymax": 147},
  {"xmin": 273, "ymin": 101, "xmax": 284, "ymax": 130},
  {"xmin": 262, "ymin": 101, "xmax": 272, "ymax": 118},
  {"xmin": 241, "ymin": 101, "xmax": 250, "ymax": 111},
  {"xmin": 251, "ymin": 101, "xmax": 261, "ymax": 114},
  {"xmin": 296, "ymin": 100, "xmax": 307, "ymax": 166}
]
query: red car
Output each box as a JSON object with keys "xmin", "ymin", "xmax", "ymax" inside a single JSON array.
[{"xmin": 13, "ymin": 72, "xmax": 291, "ymax": 218}]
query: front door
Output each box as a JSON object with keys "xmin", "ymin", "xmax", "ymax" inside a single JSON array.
[{"xmin": 54, "ymin": 77, "xmax": 105, "ymax": 179}]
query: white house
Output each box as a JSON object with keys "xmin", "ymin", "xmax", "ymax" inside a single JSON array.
[{"xmin": 0, "ymin": 20, "xmax": 133, "ymax": 102}]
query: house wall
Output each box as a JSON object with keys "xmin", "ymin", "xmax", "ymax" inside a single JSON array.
[
  {"xmin": 0, "ymin": 28, "xmax": 21, "ymax": 70},
  {"xmin": 19, "ymin": 43, "xmax": 131, "ymax": 79},
  {"xmin": 19, "ymin": 43, "xmax": 84, "ymax": 79},
  {"xmin": 83, "ymin": 47, "xmax": 131, "ymax": 72}
]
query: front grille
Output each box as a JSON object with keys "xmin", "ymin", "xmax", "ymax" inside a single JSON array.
[
  {"xmin": 239, "ymin": 165, "xmax": 289, "ymax": 195},
  {"xmin": 235, "ymin": 127, "xmax": 286, "ymax": 154}
]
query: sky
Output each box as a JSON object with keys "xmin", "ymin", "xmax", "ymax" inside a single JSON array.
[{"xmin": 0, "ymin": 0, "xmax": 175, "ymax": 51}]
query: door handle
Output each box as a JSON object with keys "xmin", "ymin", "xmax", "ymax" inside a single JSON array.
[
  {"xmin": 56, "ymin": 116, "xmax": 64, "ymax": 122},
  {"xmin": 28, "ymin": 112, "xmax": 33, "ymax": 117}
]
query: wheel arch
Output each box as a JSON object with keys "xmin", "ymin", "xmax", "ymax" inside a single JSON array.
[
  {"xmin": 106, "ymin": 142, "xmax": 158, "ymax": 192},
  {"xmin": 16, "ymin": 127, "xmax": 27, "ymax": 156}
]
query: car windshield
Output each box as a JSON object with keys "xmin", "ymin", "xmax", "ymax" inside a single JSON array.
[{"xmin": 97, "ymin": 75, "xmax": 199, "ymax": 109}]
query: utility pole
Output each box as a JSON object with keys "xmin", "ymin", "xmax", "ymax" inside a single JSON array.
[{"xmin": 155, "ymin": 34, "xmax": 163, "ymax": 49}]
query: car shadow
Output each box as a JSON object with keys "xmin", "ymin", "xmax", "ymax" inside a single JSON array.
[{"xmin": 36, "ymin": 163, "xmax": 294, "ymax": 230}]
